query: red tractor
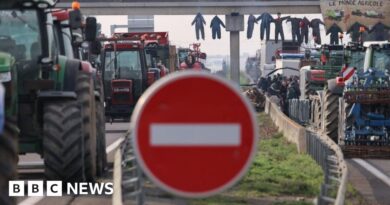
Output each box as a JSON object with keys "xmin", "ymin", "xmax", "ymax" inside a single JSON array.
[
  {"xmin": 99, "ymin": 37, "xmax": 148, "ymax": 122},
  {"xmin": 112, "ymin": 32, "xmax": 175, "ymax": 85},
  {"xmin": 179, "ymin": 43, "xmax": 209, "ymax": 71}
]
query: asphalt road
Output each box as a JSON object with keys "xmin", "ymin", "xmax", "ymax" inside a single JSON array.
[
  {"xmin": 347, "ymin": 159, "xmax": 390, "ymax": 205},
  {"xmin": 16, "ymin": 122, "xmax": 130, "ymax": 205}
]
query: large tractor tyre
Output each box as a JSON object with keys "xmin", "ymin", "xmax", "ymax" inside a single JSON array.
[
  {"xmin": 95, "ymin": 80, "xmax": 107, "ymax": 177},
  {"xmin": 323, "ymin": 90, "xmax": 339, "ymax": 142},
  {"xmin": 304, "ymin": 81, "xmax": 316, "ymax": 98},
  {"xmin": 76, "ymin": 72, "xmax": 97, "ymax": 181},
  {"xmin": 338, "ymin": 98, "xmax": 353, "ymax": 145},
  {"xmin": 0, "ymin": 119, "xmax": 18, "ymax": 205},
  {"xmin": 311, "ymin": 98, "xmax": 322, "ymax": 129},
  {"xmin": 43, "ymin": 102, "xmax": 84, "ymax": 182}
]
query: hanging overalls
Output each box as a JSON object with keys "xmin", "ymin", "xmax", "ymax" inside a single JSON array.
[
  {"xmin": 210, "ymin": 16, "xmax": 225, "ymax": 39},
  {"xmin": 310, "ymin": 19, "xmax": 325, "ymax": 45},
  {"xmin": 256, "ymin": 13, "xmax": 273, "ymax": 41},
  {"xmin": 327, "ymin": 24, "xmax": 343, "ymax": 45},
  {"xmin": 347, "ymin": 22, "xmax": 368, "ymax": 42},
  {"xmin": 191, "ymin": 13, "xmax": 206, "ymax": 40},
  {"xmin": 370, "ymin": 22, "xmax": 390, "ymax": 41},
  {"xmin": 287, "ymin": 17, "xmax": 302, "ymax": 43},
  {"xmin": 247, "ymin": 14, "xmax": 257, "ymax": 39},
  {"xmin": 273, "ymin": 14, "xmax": 289, "ymax": 43},
  {"xmin": 300, "ymin": 17, "xmax": 310, "ymax": 44}
]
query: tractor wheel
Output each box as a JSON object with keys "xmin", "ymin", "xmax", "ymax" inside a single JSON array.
[
  {"xmin": 43, "ymin": 101, "xmax": 84, "ymax": 182},
  {"xmin": 339, "ymin": 98, "xmax": 353, "ymax": 145},
  {"xmin": 0, "ymin": 118, "xmax": 18, "ymax": 205},
  {"xmin": 323, "ymin": 90, "xmax": 339, "ymax": 142},
  {"xmin": 96, "ymin": 80, "xmax": 107, "ymax": 177},
  {"xmin": 76, "ymin": 72, "xmax": 97, "ymax": 181},
  {"xmin": 312, "ymin": 98, "xmax": 322, "ymax": 129},
  {"xmin": 305, "ymin": 81, "xmax": 315, "ymax": 99}
]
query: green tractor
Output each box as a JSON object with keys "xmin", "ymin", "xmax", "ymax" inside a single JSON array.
[
  {"xmin": 51, "ymin": 8, "xmax": 106, "ymax": 176},
  {"xmin": 0, "ymin": 1, "xmax": 102, "ymax": 203},
  {"xmin": 299, "ymin": 45, "xmax": 345, "ymax": 140}
]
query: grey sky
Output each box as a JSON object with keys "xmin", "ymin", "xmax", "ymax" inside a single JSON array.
[{"xmin": 95, "ymin": 14, "xmax": 336, "ymax": 56}]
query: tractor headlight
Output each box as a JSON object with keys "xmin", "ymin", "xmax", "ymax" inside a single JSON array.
[{"xmin": 0, "ymin": 72, "xmax": 11, "ymax": 83}]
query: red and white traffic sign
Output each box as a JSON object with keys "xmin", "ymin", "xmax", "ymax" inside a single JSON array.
[{"xmin": 132, "ymin": 71, "xmax": 258, "ymax": 198}]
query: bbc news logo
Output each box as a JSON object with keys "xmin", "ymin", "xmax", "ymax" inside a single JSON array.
[{"xmin": 9, "ymin": 181, "xmax": 114, "ymax": 196}]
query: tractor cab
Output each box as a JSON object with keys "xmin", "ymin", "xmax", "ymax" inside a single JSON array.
[
  {"xmin": 100, "ymin": 38, "xmax": 148, "ymax": 121},
  {"xmin": 344, "ymin": 42, "xmax": 366, "ymax": 72},
  {"xmin": 114, "ymin": 32, "xmax": 171, "ymax": 82},
  {"xmin": 363, "ymin": 42, "xmax": 390, "ymax": 73}
]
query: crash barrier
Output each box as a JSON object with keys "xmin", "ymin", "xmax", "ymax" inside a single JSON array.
[
  {"xmin": 113, "ymin": 131, "xmax": 144, "ymax": 205},
  {"xmin": 265, "ymin": 96, "xmax": 347, "ymax": 205},
  {"xmin": 265, "ymin": 97, "xmax": 306, "ymax": 153},
  {"xmin": 288, "ymin": 99, "xmax": 311, "ymax": 125},
  {"xmin": 306, "ymin": 131, "xmax": 348, "ymax": 205}
]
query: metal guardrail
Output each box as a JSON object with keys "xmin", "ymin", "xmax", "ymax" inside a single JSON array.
[
  {"xmin": 113, "ymin": 131, "xmax": 144, "ymax": 205},
  {"xmin": 306, "ymin": 131, "xmax": 348, "ymax": 205},
  {"xmin": 266, "ymin": 96, "xmax": 348, "ymax": 205},
  {"xmin": 288, "ymin": 99, "xmax": 311, "ymax": 125}
]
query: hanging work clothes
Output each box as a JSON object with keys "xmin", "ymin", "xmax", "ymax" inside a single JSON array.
[
  {"xmin": 247, "ymin": 14, "xmax": 258, "ymax": 39},
  {"xmin": 256, "ymin": 13, "xmax": 273, "ymax": 41},
  {"xmin": 210, "ymin": 16, "xmax": 225, "ymax": 40},
  {"xmin": 272, "ymin": 16, "xmax": 289, "ymax": 43},
  {"xmin": 347, "ymin": 22, "xmax": 368, "ymax": 42},
  {"xmin": 191, "ymin": 13, "xmax": 206, "ymax": 40},
  {"xmin": 310, "ymin": 18, "xmax": 325, "ymax": 44},
  {"xmin": 287, "ymin": 17, "xmax": 302, "ymax": 43},
  {"xmin": 369, "ymin": 22, "xmax": 390, "ymax": 41},
  {"xmin": 327, "ymin": 24, "xmax": 343, "ymax": 45},
  {"xmin": 300, "ymin": 17, "xmax": 310, "ymax": 44}
]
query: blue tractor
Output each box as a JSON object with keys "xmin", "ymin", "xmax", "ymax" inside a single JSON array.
[{"xmin": 339, "ymin": 42, "xmax": 390, "ymax": 157}]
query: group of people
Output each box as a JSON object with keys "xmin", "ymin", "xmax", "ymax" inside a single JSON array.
[{"xmin": 257, "ymin": 74, "xmax": 300, "ymax": 113}]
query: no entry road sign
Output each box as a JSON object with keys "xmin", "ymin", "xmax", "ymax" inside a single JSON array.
[{"xmin": 132, "ymin": 71, "xmax": 258, "ymax": 198}]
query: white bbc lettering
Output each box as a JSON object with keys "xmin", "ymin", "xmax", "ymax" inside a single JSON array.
[
  {"xmin": 105, "ymin": 183, "xmax": 114, "ymax": 195},
  {"xmin": 27, "ymin": 181, "xmax": 44, "ymax": 196},
  {"xmin": 89, "ymin": 183, "xmax": 104, "ymax": 195},
  {"xmin": 79, "ymin": 182, "xmax": 89, "ymax": 195},
  {"xmin": 9, "ymin": 181, "xmax": 25, "ymax": 196},
  {"xmin": 67, "ymin": 182, "xmax": 78, "ymax": 195},
  {"xmin": 47, "ymin": 181, "xmax": 62, "ymax": 196}
]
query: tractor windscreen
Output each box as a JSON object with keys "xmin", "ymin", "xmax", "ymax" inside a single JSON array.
[
  {"xmin": 328, "ymin": 50, "xmax": 344, "ymax": 67},
  {"xmin": 372, "ymin": 49, "xmax": 390, "ymax": 73},
  {"xmin": 104, "ymin": 50, "xmax": 142, "ymax": 80},
  {"xmin": 349, "ymin": 51, "xmax": 365, "ymax": 72},
  {"xmin": 0, "ymin": 10, "xmax": 42, "ymax": 63}
]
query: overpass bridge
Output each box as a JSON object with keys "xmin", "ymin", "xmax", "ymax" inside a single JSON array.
[
  {"xmin": 58, "ymin": 0, "xmax": 321, "ymax": 15},
  {"xmin": 57, "ymin": 0, "xmax": 322, "ymax": 82}
]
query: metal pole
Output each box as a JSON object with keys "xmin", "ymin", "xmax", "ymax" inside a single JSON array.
[{"xmin": 230, "ymin": 31, "xmax": 240, "ymax": 83}]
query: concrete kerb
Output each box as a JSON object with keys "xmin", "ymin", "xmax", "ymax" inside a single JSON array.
[
  {"xmin": 264, "ymin": 97, "xmax": 347, "ymax": 205},
  {"xmin": 113, "ymin": 149, "xmax": 123, "ymax": 205},
  {"xmin": 265, "ymin": 97, "xmax": 306, "ymax": 153}
]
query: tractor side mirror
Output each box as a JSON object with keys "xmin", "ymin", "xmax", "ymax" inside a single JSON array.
[
  {"xmin": 85, "ymin": 17, "xmax": 97, "ymax": 42},
  {"xmin": 69, "ymin": 10, "xmax": 82, "ymax": 29}
]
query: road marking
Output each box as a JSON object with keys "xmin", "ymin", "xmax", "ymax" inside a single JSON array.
[
  {"xmin": 150, "ymin": 123, "xmax": 241, "ymax": 146},
  {"xmin": 18, "ymin": 196, "xmax": 44, "ymax": 205},
  {"xmin": 353, "ymin": 159, "xmax": 390, "ymax": 187},
  {"xmin": 106, "ymin": 137, "xmax": 125, "ymax": 153},
  {"xmin": 17, "ymin": 132, "xmax": 126, "ymax": 205}
]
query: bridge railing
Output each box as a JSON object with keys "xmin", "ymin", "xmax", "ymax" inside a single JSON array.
[{"xmin": 265, "ymin": 96, "xmax": 348, "ymax": 205}]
